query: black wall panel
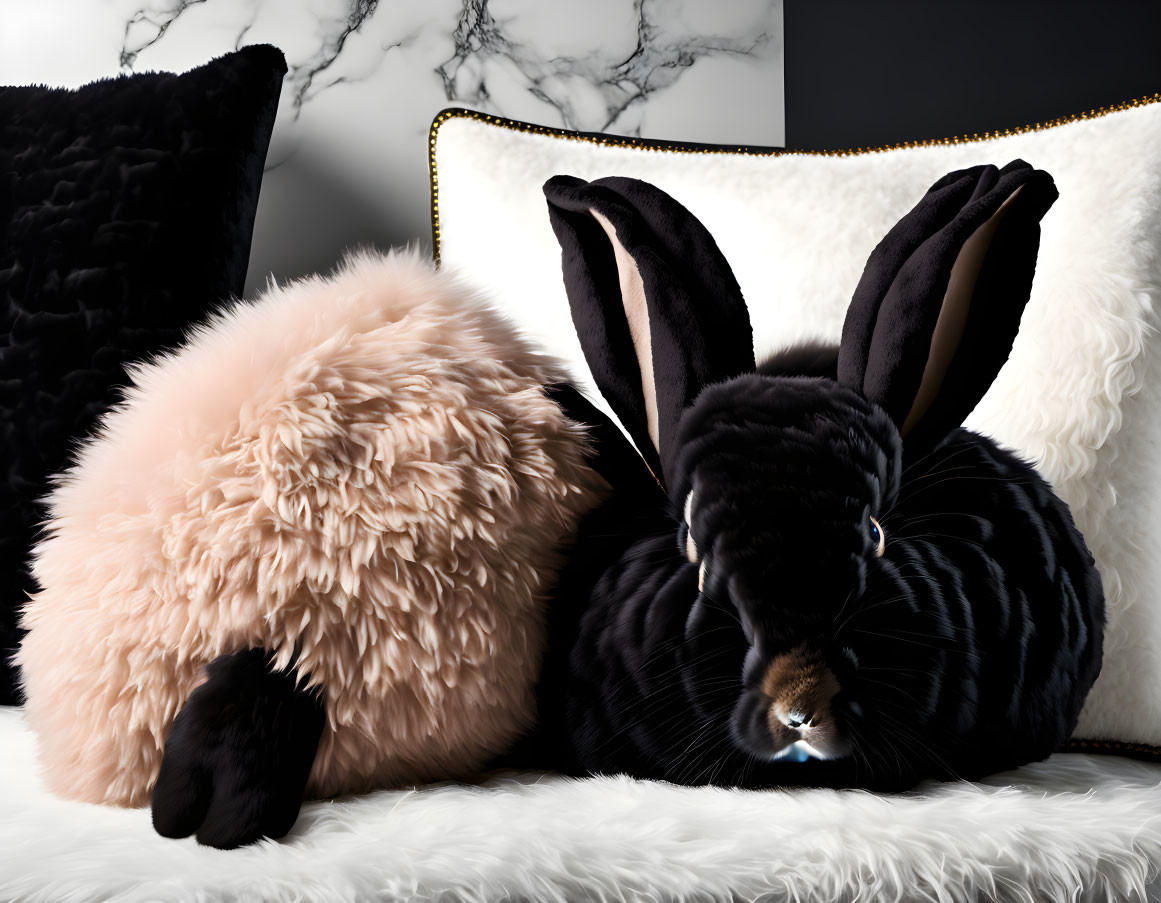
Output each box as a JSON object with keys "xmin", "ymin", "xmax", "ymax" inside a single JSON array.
[{"xmin": 784, "ymin": 0, "xmax": 1161, "ymax": 149}]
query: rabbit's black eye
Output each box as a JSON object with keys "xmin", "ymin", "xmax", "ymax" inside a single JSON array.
[{"xmin": 868, "ymin": 516, "xmax": 885, "ymax": 557}]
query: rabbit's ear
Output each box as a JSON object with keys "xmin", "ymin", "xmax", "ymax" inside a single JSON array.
[
  {"xmin": 544, "ymin": 175, "xmax": 755, "ymax": 484},
  {"xmin": 837, "ymin": 161, "xmax": 1058, "ymax": 450}
]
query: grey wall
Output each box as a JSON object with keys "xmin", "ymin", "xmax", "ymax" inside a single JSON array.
[
  {"xmin": 784, "ymin": 0, "xmax": 1161, "ymax": 150},
  {"xmin": 2, "ymin": 0, "xmax": 786, "ymax": 298}
]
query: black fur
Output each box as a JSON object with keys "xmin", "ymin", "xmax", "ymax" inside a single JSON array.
[
  {"xmin": 151, "ymin": 649, "xmax": 325, "ymax": 849},
  {"xmin": 517, "ymin": 167, "xmax": 1105, "ymax": 790},
  {"xmin": 546, "ymin": 175, "xmax": 755, "ymax": 482},
  {"xmin": 0, "ymin": 46, "xmax": 286, "ymax": 705},
  {"xmin": 838, "ymin": 161, "xmax": 1059, "ymax": 452},
  {"xmin": 756, "ymin": 341, "xmax": 839, "ymax": 380}
]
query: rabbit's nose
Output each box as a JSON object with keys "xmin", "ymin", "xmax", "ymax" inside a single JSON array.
[
  {"xmin": 776, "ymin": 709, "xmax": 810, "ymax": 730},
  {"xmin": 763, "ymin": 644, "xmax": 841, "ymax": 735}
]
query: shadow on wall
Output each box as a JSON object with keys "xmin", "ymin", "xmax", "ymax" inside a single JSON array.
[{"xmin": 243, "ymin": 142, "xmax": 424, "ymax": 298}]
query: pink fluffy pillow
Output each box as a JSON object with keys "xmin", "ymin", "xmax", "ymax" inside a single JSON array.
[{"xmin": 19, "ymin": 251, "xmax": 603, "ymax": 806}]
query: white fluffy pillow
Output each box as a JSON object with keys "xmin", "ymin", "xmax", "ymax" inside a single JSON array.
[{"xmin": 431, "ymin": 98, "xmax": 1161, "ymax": 754}]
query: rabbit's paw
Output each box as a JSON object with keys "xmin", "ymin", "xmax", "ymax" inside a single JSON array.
[{"xmin": 151, "ymin": 648, "xmax": 325, "ymax": 849}]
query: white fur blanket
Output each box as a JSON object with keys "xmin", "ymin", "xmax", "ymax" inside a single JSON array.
[{"xmin": 2, "ymin": 707, "xmax": 1160, "ymax": 902}]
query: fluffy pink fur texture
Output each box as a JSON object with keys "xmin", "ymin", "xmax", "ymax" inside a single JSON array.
[{"xmin": 18, "ymin": 251, "xmax": 604, "ymax": 807}]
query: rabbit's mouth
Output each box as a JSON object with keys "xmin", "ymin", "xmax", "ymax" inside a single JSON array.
[
  {"xmin": 766, "ymin": 712, "xmax": 850, "ymax": 761},
  {"xmin": 770, "ymin": 739, "xmax": 823, "ymax": 763}
]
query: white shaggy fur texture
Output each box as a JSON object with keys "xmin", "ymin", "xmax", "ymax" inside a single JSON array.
[
  {"xmin": 2, "ymin": 708, "xmax": 1160, "ymax": 902},
  {"xmin": 17, "ymin": 251, "xmax": 603, "ymax": 807},
  {"xmin": 433, "ymin": 101, "xmax": 1161, "ymax": 748}
]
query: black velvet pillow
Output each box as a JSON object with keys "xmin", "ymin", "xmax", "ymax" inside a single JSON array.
[{"xmin": 0, "ymin": 45, "xmax": 287, "ymax": 704}]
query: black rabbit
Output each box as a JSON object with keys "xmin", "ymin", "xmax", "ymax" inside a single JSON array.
[{"xmin": 514, "ymin": 162, "xmax": 1105, "ymax": 791}]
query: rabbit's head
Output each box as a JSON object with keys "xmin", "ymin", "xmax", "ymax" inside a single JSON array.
[
  {"xmin": 673, "ymin": 373, "xmax": 898, "ymax": 762},
  {"xmin": 545, "ymin": 164, "xmax": 1075, "ymax": 773}
]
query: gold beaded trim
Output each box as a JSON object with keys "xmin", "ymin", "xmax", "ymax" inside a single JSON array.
[
  {"xmin": 1065, "ymin": 738, "xmax": 1161, "ymax": 761},
  {"xmin": 428, "ymin": 93, "xmax": 1161, "ymax": 266}
]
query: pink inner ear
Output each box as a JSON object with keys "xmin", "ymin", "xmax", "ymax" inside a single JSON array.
[
  {"xmin": 901, "ymin": 186, "xmax": 1024, "ymax": 437},
  {"xmin": 590, "ymin": 208, "xmax": 661, "ymax": 452}
]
